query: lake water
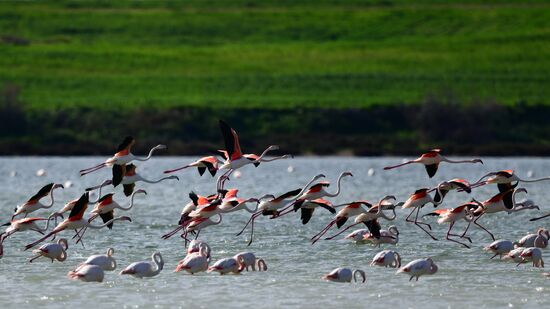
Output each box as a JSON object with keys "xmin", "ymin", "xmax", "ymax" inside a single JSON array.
[{"xmin": 0, "ymin": 157, "xmax": 549, "ymax": 308}]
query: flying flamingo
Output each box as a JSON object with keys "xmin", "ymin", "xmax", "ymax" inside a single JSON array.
[
  {"xmin": 431, "ymin": 178, "xmax": 472, "ymax": 204},
  {"xmin": 68, "ymin": 264, "xmax": 105, "ymax": 282},
  {"xmin": 384, "ymin": 149, "xmax": 483, "ymax": 178},
  {"xmin": 24, "ymin": 193, "xmax": 132, "ymax": 250},
  {"xmin": 0, "ymin": 215, "xmax": 60, "ymax": 257},
  {"xmin": 219, "ymin": 197, "xmax": 259, "ymax": 213},
  {"xmin": 29, "ymin": 238, "xmax": 68, "ymax": 263},
  {"xmin": 396, "ymin": 258, "xmax": 438, "ymax": 281},
  {"xmin": 179, "ymin": 214, "xmax": 223, "ymax": 243},
  {"xmin": 208, "ymin": 257, "xmax": 245, "ymax": 275},
  {"xmin": 174, "ymin": 245, "xmax": 210, "ymax": 275},
  {"xmin": 401, "ymin": 188, "xmax": 439, "ymax": 240},
  {"xmin": 322, "ymin": 268, "xmax": 366, "ymax": 283},
  {"xmin": 81, "ymin": 248, "xmax": 117, "ymax": 271},
  {"xmin": 476, "ymin": 170, "xmax": 550, "ymax": 193},
  {"xmin": 79, "ymin": 136, "xmax": 166, "ymax": 186},
  {"xmin": 86, "ymin": 164, "xmax": 179, "ymax": 196},
  {"xmin": 423, "ymin": 202, "xmax": 477, "ymax": 248},
  {"xmin": 52, "ymin": 180, "xmax": 111, "ymax": 218},
  {"xmin": 120, "ymin": 252, "xmax": 164, "ymax": 278},
  {"xmin": 484, "ymin": 240, "xmax": 514, "ymax": 259},
  {"xmin": 468, "ymin": 188, "xmax": 529, "ymax": 240},
  {"xmin": 164, "ymin": 156, "xmax": 220, "ymax": 177},
  {"xmin": 277, "ymin": 171, "xmax": 353, "ymax": 216},
  {"xmin": 236, "ymin": 174, "xmax": 325, "ymax": 246},
  {"xmin": 233, "ymin": 252, "xmax": 267, "ymax": 271},
  {"xmin": 362, "ymin": 225, "xmax": 400, "ymax": 247},
  {"xmin": 13, "ymin": 183, "xmax": 64, "ymax": 219},
  {"xmin": 216, "ymin": 120, "xmax": 291, "ymax": 190},
  {"xmin": 371, "ymin": 250, "xmax": 401, "ymax": 268},
  {"xmin": 315, "ymin": 197, "xmax": 398, "ymax": 244}
]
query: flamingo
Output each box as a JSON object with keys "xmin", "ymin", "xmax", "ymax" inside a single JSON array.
[
  {"xmin": 476, "ymin": 170, "xmax": 550, "ymax": 193},
  {"xmin": 469, "ymin": 188, "xmax": 529, "ymax": 240},
  {"xmin": 344, "ymin": 229, "xmax": 370, "ymax": 242},
  {"xmin": 322, "ymin": 268, "xmax": 366, "ymax": 283},
  {"xmin": 25, "ymin": 193, "xmax": 132, "ymax": 250},
  {"xmin": 423, "ymin": 202, "xmax": 478, "ymax": 248},
  {"xmin": 216, "ymin": 120, "xmax": 291, "ymax": 190},
  {"xmin": 371, "ymin": 250, "xmax": 401, "ymax": 268},
  {"xmin": 208, "ymin": 257, "xmax": 245, "ymax": 275},
  {"xmin": 503, "ymin": 247, "xmax": 526, "ymax": 263},
  {"xmin": 120, "ymin": 252, "xmax": 164, "ymax": 278},
  {"xmin": 518, "ymin": 247, "xmax": 544, "ymax": 268},
  {"xmin": 484, "ymin": 240, "xmax": 514, "ymax": 259},
  {"xmin": 86, "ymin": 164, "xmax": 179, "ymax": 196},
  {"xmin": 396, "ymin": 258, "xmax": 438, "ymax": 281},
  {"xmin": 164, "ymin": 156, "xmax": 220, "ymax": 176},
  {"xmin": 401, "ymin": 188, "xmax": 439, "ymax": 240},
  {"xmin": 81, "ymin": 248, "xmax": 117, "ymax": 271},
  {"xmin": 68, "ymin": 264, "xmax": 104, "ymax": 282},
  {"xmin": 13, "ymin": 183, "xmax": 64, "ymax": 219},
  {"xmin": 29, "ymin": 238, "xmax": 68, "ymax": 263},
  {"xmin": 79, "ymin": 136, "xmax": 166, "ymax": 186},
  {"xmin": 515, "ymin": 228, "xmax": 549, "ymax": 249},
  {"xmin": 384, "ymin": 149, "xmax": 483, "ymax": 178},
  {"xmin": 233, "ymin": 252, "xmax": 267, "ymax": 271},
  {"xmin": 362, "ymin": 225, "xmax": 400, "ymax": 247},
  {"xmin": 187, "ymin": 240, "xmax": 211, "ymax": 259},
  {"xmin": 277, "ymin": 171, "xmax": 353, "ymax": 216},
  {"xmin": 316, "ymin": 197, "xmax": 398, "ymax": 244},
  {"xmin": 174, "ymin": 245, "xmax": 210, "ymax": 275},
  {"xmin": 52, "ymin": 180, "xmax": 111, "ymax": 218},
  {"xmin": 180, "ymin": 214, "xmax": 223, "ymax": 242},
  {"xmin": 431, "ymin": 178, "xmax": 472, "ymax": 204},
  {"xmin": 219, "ymin": 197, "xmax": 259, "ymax": 213},
  {"xmin": 236, "ymin": 174, "xmax": 325, "ymax": 246},
  {"xmin": 90, "ymin": 190, "xmax": 147, "ymax": 227},
  {"xmin": 0, "ymin": 215, "xmax": 60, "ymax": 256}
]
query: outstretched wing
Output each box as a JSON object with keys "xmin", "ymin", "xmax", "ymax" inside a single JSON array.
[
  {"xmin": 99, "ymin": 211, "xmax": 115, "ymax": 229},
  {"xmin": 117, "ymin": 136, "xmax": 134, "ymax": 152},
  {"xmin": 301, "ymin": 208, "xmax": 314, "ymax": 225},
  {"xmin": 425, "ymin": 164, "xmax": 439, "ymax": 178},
  {"xmin": 112, "ymin": 164, "xmax": 126, "ymax": 187},
  {"xmin": 364, "ymin": 219, "xmax": 381, "ymax": 239},
  {"xmin": 219, "ymin": 120, "xmax": 242, "ymax": 160},
  {"xmin": 69, "ymin": 193, "xmax": 89, "ymax": 220},
  {"xmin": 274, "ymin": 188, "xmax": 302, "ymax": 202},
  {"xmin": 27, "ymin": 183, "xmax": 54, "ymax": 203},
  {"xmin": 123, "ymin": 183, "xmax": 135, "ymax": 197}
]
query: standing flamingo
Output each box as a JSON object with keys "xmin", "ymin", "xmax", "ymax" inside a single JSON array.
[
  {"xmin": 79, "ymin": 136, "xmax": 166, "ymax": 186},
  {"xmin": 29, "ymin": 238, "xmax": 68, "ymax": 263},
  {"xmin": 164, "ymin": 156, "xmax": 220, "ymax": 177},
  {"xmin": 396, "ymin": 258, "xmax": 438, "ymax": 281},
  {"xmin": 322, "ymin": 268, "xmax": 366, "ymax": 283},
  {"xmin": 86, "ymin": 164, "xmax": 179, "ymax": 196},
  {"xmin": 362, "ymin": 225, "xmax": 400, "ymax": 247},
  {"xmin": 236, "ymin": 174, "xmax": 325, "ymax": 246},
  {"xmin": 484, "ymin": 240, "xmax": 514, "ymax": 259},
  {"xmin": 216, "ymin": 120, "xmax": 291, "ymax": 189},
  {"xmin": 371, "ymin": 250, "xmax": 401, "ymax": 268},
  {"xmin": 515, "ymin": 228, "xmax": 549, "ymax": 248},
  {"xmin": 384, "ymin": 149, "xmax": 483, "ymax": 178},
  {"xmin": 208, "ymin": 257, "xmax": 245, "ymax": 275},
  {"xmin": 233, "ymin": 252, "xmax": 267, "ymax": 271},
  {"xmin": 120, "ymin": 252, "xmax": 164, "ymax": 278},
  {"xmin": 174, "ymin": 245, "xmax": 210, "ymax": 275},
  {"xmin": 68, "ymin": 264, "xmax": 104, "ymax": 282},
  {"xmin": 476, "ymin": 170, "xmax": 550, "ymax": 193},
  {"xmin": 13, "ymin": 183, "xmax": 64, "ymax": 219},
  {"xmin": 81, "ymin": 248, "xmax": 117, "ymax": 271},
  {"xmin": 25, "ymin": 193, "xmax": 132, "ymax": 250},
  {"xmin": 518, "ymin": 247, "xmax": 544, "ymax": 268}
]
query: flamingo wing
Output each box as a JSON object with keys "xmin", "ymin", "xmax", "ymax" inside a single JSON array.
[
  {"xmin": 116, "ymin": 136, "xmax": 134, "ymax": 153},
  {"xmin": 219, "ymin": 120, "xmax": 242, "ymax": 160},
  {"xmin": 451, "ymin": 180, "xmax": 471, "ymax": 193},
  {"xmin": 273, "ymin": 188, "xmax": 302, "ymax": 202},
  {"xmin": 27, "ymin": 183, "xmax": 54, "ymax": 203},
  {"xmin": 112, "ymin": 164, "xmax": 126, "ymax": 187},
  {"xmin": 309, "ymin": 200, "xmax": 336, "ymax": 214},
  {"xmin": 364, "ymin": 219, "xmax": 381, "ymax": 239},
  {"xmin": 300, "ymin": 208, "xmax": 314, "ymax": 225},
  {"xmin": 69, "ymin": 193, "xmax": 89, "ymax": 221},
  {"xmin": 425, "ymin": 163, "xmax": 439, "ymax": 178},
  {"xmin": 99, "ymin": 211, "xmax": 114, "ymax": 229},
  {"xmin": 498, "ymin": 182, "xmax": 517, "ymax": 193},
  {"xmin": 123, "ymin": 183, "xmax": 135, "ymax": 197},
  {"xmin": 433, "ymin": 188, "xmax": 448, "ymax": 204}
]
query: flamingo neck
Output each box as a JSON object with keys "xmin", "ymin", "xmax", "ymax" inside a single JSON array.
[
  {"xmin": 518, "ymin": 176, "xmax": 550, "ymax": 183},
  {"xmin": 134, "ymin": 146, "xmax": 159, "ymax": 161},
  {"xmin": 256, "ymin": 146, "xmax": 275, "ymax": 162},
  {"xmin": 86, "ymin": 217, "xmax": 123, "ymax": 229},
  {"xmin": 119, "ymin": 191, "xmax": 142, "ymax": 210},
  {"xmin": 326, "ymin": 173, "xmax": 346, "ymax": 197}
]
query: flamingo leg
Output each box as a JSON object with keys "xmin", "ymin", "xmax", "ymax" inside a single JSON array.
[
  {"xmin": 530, "ymin": 213, "xmax": 550, "ymax": 221},
  {"xmin": 473, "ymin": 215, "xmax": 495, "ymax": 241},
  {"xmin": 445, "ymin": 222, "xmax": 470, "ymax": 248},
  {"xmin": 162, "ymin": 225, "xmax": 185, "ymax": 240},
  {"xmin": 247, "ymin": 217, "xmax": 255, "ymax": 246},
  {"xmin": 29, "ymin": 254, "xmax": 43, "ymax": 263},
  {"xmin": 324, "ymin": 222, "xmax": 360, "ymax": 240},
  {"xmin": 236, "ymin": 212, "xmax": 261, "ymax": 236},
  {"xmin": 413, "ymin": 207, "xmax": 437, "ymax": 240},
  {"xmin": 25, "ymin": 230, "xmax": 59, "ymax": 250},
  {"xmin": 311, "ymin": 220, "xmax": 336, "ymax": 244}
]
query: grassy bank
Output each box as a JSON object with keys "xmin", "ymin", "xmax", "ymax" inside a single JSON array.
[{"xmin": 1, "ymin": 0, "xmax": 550, "ymax": 109}]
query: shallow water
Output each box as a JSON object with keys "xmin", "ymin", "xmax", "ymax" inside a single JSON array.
[{"xmin": 0, "ymin": 157, "xmax": 549, "ymax": 309}]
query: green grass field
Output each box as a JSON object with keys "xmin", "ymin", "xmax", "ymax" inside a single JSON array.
[{"xmin": 1, "ymin": 0, "xmax": 549, "ymax": 109}]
